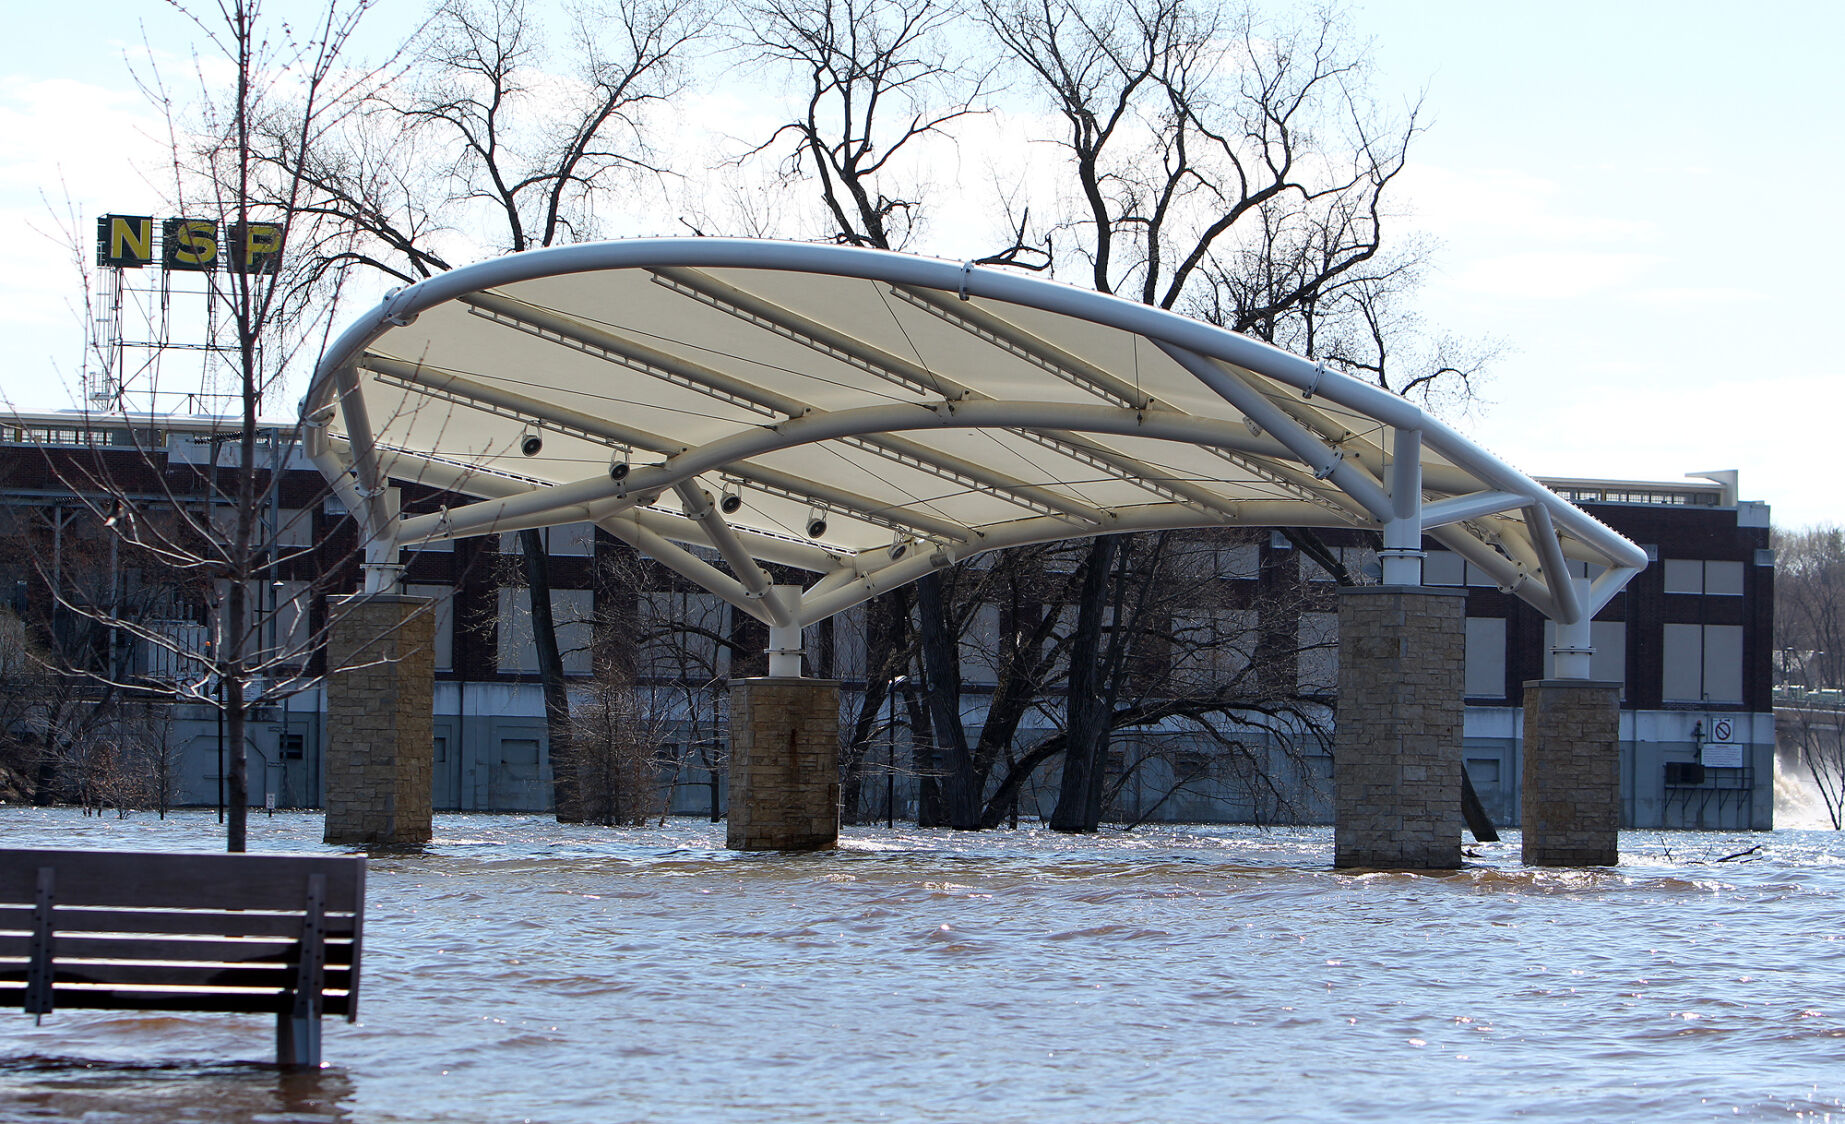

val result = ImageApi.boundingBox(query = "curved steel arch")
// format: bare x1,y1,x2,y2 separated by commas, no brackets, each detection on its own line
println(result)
303,237,1645,668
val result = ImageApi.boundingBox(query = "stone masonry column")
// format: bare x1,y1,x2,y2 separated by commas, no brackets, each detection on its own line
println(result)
1521,680,1622,866
1334,585,1467,869
324,594,435,846
727,677,840,851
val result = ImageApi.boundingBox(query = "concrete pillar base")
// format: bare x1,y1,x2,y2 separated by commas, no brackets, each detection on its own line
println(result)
1521,679,1622,866
727,678,841,851
1333,586,1467,869
324,594,435,847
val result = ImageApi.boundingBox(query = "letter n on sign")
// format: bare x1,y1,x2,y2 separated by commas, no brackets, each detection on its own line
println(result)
96,215,154,268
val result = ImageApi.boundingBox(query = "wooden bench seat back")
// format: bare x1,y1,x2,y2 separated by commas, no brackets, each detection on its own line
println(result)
0,849,365,1023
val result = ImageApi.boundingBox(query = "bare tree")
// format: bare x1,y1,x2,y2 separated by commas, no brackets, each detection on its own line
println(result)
570,649,670,825
968,0,1497,831
732,0,997,251
1780,701,1845,830
1775,526,1845,693
290,0,704,820
1774,526,1845,829
911,544,1081,827
727,0,1055,830
594,543,740,822
29,0,409,850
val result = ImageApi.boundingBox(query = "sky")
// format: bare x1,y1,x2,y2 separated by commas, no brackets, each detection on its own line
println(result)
3,0,1840,527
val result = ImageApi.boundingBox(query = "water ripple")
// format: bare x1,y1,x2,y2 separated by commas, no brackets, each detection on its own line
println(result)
4,808,1845,1122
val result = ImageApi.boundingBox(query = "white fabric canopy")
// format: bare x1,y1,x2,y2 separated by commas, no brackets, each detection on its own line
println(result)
303,239,1646,631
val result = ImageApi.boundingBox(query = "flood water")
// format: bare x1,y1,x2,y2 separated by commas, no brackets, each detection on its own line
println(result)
2,806,1844,1123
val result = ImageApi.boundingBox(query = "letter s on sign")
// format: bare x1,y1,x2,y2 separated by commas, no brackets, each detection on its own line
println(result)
163,218,219,271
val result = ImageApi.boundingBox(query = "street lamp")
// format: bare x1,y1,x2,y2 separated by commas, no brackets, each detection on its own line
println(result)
886,674,908,829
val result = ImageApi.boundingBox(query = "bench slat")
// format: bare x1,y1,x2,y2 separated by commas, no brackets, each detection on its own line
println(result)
1,848,367,1061
0,962,355,991
0,934,356,963
0,982,354,1017
0,850,363,913
0,905,360,939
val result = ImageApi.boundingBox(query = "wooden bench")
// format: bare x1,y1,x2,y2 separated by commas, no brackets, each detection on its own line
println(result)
0,848,365,1067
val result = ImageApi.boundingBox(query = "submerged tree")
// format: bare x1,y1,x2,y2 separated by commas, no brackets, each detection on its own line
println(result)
287,0,704,821
38,0,400,850
968,0,1486,830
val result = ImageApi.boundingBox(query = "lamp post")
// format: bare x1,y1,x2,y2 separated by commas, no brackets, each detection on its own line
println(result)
886,674,908,828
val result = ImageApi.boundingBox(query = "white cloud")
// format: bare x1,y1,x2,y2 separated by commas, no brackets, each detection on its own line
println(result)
1395,163,1654,246
1624,286,1771,309
1448,250,1663,301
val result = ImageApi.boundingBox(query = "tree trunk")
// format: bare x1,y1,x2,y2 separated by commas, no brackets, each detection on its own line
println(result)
917,572,982,828
839,591,904,824
1051,536,1119,833
521,530,578,822
225,674,248,852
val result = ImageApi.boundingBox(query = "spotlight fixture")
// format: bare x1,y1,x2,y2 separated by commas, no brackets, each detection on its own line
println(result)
888,536,909,560
806,507,829,539
609,458,630,481
719,486,742,515
519,432,543,457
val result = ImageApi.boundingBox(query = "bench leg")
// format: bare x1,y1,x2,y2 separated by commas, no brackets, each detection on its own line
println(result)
276,1012,321,1068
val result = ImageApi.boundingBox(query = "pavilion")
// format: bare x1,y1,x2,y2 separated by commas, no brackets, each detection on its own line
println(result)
302,239,1646,866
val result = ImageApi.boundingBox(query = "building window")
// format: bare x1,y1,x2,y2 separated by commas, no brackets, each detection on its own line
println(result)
1297,613,1338,693
499,522,597,558
497,587,594,675
639,591,729,679
1542,620,1627,691
1465,617,1506,698
1663,559,1745,596
1662,623,1742,703
1301,546,1378,583
273,508,314,549
1214,542,1260,581
1704,560,1745,596
1171,610,1256,685
1424,551,1465,587
406,583,456,672
960,603,1000,686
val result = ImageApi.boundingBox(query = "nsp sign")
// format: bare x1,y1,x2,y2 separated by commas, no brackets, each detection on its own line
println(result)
95,214,284,274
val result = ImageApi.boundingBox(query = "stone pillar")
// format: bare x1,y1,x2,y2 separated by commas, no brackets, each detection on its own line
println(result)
1333,586,1467,869
324,594,435,846
1521,680,1622,866
727,678,840,851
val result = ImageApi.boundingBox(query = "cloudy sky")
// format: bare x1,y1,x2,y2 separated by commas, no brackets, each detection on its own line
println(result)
4,0,1839,526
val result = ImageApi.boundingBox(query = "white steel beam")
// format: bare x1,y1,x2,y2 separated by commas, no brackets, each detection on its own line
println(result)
594,512,779,626
1551,576,1595,678
1381,426,1424,585
1422,491,1528,531
793,500,1352,625
1156,342,1395,522
1526,503,1585,625
673,481,795,629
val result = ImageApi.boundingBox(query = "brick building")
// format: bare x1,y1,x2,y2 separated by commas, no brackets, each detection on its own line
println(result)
0,412,1774,829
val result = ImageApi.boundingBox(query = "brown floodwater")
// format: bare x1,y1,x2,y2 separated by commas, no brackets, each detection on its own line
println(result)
1,806,1843,1122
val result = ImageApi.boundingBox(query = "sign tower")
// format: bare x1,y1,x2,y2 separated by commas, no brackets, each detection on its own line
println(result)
86,213,284,415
